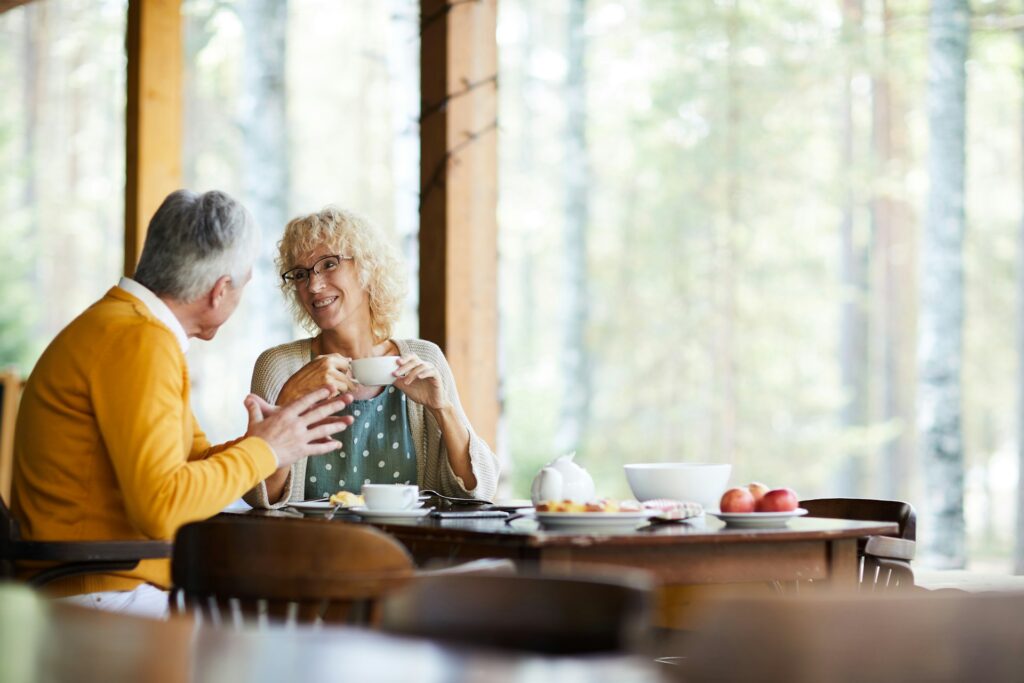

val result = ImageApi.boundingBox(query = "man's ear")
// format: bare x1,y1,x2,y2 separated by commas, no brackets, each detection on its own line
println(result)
209,275,233,309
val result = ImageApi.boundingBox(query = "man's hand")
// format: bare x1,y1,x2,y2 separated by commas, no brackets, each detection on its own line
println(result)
244,388,354,468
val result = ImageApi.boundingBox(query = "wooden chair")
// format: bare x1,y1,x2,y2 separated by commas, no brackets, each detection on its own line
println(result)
0,494,171,587
170,515,414,627
800,497,916,591
380,571,654,654
0,370,25,504
0,369,171,587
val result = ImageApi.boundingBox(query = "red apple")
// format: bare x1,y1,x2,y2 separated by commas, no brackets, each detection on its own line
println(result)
719,487,756,513
756,487,799,512
746,482,770,504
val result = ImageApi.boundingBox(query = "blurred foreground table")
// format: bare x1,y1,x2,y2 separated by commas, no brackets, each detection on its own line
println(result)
0,584,665,683
672,590,1024,682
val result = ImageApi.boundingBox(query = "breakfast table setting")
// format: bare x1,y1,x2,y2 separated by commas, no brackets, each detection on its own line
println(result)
237,455,899,627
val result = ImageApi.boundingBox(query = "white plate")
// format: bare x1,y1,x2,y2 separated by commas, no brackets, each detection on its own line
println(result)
349,506,433,522
708,508,808,528
534,510,656,531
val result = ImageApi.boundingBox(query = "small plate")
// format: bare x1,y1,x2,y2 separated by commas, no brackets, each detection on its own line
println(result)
534,510,656,532
708,508,808,528
350,506,433,522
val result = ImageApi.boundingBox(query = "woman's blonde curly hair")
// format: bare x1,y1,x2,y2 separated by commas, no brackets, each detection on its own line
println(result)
277,207,407,343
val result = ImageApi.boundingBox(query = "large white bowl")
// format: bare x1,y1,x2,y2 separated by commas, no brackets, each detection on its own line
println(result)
624,463,732,509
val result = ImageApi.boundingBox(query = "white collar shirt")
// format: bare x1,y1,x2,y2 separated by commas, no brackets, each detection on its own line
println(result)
117,277,190,354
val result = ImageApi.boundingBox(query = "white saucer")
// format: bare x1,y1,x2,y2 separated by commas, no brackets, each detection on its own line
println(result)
350,506,432,522
708,508,808,528
287,500,335,513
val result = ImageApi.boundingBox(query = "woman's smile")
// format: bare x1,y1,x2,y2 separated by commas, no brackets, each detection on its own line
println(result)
312,295,338,310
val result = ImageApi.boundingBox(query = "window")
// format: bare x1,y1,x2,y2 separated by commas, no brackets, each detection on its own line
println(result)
498,0,1018,570
181,0,420,443
0,0,127,372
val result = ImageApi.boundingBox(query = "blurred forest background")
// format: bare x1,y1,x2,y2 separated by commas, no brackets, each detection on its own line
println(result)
2,0,1024,571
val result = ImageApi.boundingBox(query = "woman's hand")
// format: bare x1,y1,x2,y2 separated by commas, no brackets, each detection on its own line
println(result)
393,354,449,411
277,353,355,405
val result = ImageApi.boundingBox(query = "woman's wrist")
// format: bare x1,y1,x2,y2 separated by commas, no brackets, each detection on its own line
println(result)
427,401,456,425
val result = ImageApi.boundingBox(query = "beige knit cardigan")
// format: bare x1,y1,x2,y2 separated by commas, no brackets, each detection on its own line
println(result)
242,338,500,509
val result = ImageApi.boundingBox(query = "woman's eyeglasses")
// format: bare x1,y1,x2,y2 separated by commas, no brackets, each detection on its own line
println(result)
281,254,353,286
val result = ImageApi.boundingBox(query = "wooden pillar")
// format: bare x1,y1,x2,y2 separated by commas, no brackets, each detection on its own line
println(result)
419,0,499,446
0,1,35,13
124,0,182,276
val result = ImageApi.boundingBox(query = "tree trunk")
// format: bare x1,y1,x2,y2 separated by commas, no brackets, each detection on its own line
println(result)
239,0,291,341
385,0,420,311
919,0,969,568
1015,28,1024,576
555,0,591,455
838,0,869,497
518,0,537,356
714,0,740,467
21,3,40,212
25,2,50,335
873,0,913,502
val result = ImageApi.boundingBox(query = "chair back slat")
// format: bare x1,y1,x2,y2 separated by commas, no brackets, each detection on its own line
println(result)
382,572,653,654
171,516,414,628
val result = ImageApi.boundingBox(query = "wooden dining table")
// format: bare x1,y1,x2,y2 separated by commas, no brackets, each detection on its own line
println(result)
242,507,899,627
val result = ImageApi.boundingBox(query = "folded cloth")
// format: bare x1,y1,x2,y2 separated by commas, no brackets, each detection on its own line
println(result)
642,499,704,521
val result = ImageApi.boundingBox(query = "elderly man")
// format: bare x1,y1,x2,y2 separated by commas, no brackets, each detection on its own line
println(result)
11,189,353,617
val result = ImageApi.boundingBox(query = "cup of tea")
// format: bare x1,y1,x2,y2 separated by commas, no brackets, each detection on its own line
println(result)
362,483,419,510
351,356,400,386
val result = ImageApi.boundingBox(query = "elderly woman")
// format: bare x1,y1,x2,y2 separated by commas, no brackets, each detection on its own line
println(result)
244,207,499,508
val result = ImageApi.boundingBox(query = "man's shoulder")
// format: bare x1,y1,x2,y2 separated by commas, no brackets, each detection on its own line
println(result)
55,291,181,366
87,291,178,343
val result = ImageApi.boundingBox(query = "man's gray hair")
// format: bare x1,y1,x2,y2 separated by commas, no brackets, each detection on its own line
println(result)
133,189,258,302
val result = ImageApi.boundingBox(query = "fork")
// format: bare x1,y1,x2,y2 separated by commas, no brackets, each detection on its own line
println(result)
420,489,493,506
324,503,341,521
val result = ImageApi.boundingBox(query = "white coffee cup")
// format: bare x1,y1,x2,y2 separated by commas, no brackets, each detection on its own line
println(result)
362,483,419,510
351,356,400,386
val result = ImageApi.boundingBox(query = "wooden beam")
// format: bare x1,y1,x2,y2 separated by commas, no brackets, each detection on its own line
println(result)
125,0,182,276
0,0,34,14
419,0,499,448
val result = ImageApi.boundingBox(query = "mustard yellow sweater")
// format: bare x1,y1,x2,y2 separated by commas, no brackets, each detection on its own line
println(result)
11,287,277,596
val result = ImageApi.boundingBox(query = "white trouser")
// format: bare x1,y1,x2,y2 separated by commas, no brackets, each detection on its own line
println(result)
56,583,169,620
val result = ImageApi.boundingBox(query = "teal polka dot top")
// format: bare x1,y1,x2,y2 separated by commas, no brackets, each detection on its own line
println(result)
303,386,418,499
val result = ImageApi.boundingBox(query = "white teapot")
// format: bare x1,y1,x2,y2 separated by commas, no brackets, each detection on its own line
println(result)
530,452,596,505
